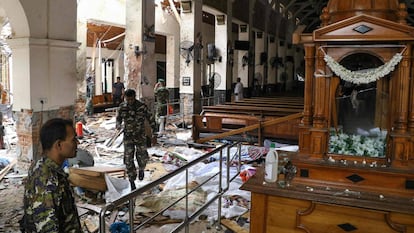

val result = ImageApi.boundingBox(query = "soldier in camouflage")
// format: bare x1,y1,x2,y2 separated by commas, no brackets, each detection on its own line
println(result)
116,89,156,190
20,118,81,233
154,79,169,131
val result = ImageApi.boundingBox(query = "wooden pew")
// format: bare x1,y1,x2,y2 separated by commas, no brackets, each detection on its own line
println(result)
92,93,117,112
238,96,304,102
193,112,303,144
236,98,304,105
193,96,304,143
202,105,302,116
223,102,304,109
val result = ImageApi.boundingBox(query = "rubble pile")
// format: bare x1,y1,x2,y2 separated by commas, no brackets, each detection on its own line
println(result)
0,111,299,232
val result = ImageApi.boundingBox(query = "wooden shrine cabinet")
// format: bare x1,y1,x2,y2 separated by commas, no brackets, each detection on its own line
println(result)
241,1,414,232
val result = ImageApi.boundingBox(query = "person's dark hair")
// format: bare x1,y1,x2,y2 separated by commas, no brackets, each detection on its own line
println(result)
117,76,121,81
124,89,136,97
40,118,73,151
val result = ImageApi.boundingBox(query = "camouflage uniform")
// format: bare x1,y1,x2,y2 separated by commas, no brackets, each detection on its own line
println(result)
116,99,156,181
20,157,81,233
154,86,169,122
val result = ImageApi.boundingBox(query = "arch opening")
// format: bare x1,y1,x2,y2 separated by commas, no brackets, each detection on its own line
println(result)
329,53,388,158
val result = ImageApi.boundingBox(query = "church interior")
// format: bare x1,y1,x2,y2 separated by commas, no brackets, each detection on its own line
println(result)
0,0,414,232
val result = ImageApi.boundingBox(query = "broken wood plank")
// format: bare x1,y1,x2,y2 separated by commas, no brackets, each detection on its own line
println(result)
108,210,119,226
77,203,102,214
221,219,249,233
69,172,107,191
0,159,17,182
105,128,123,147
69,166,125,191
82,216,99,233
139,213,181,225
77,206,90,217
4,173,28,179
70,166,125,177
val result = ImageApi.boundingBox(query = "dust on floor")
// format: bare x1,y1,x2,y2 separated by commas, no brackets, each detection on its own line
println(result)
0,113,251,232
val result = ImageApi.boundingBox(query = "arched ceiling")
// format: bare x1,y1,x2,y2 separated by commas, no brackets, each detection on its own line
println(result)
204,0,414,35
275,0,414,33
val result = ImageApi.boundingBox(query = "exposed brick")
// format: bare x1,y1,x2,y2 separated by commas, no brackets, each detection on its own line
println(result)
15,105,74,161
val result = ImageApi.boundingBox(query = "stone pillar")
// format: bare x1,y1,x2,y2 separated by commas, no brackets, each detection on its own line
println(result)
125,0,144,97
8,38,79,162
247,0,256,92
214,13,229,104
267,36,277,87
225,1,233,102
255,32,264,89
141,0,156,104
237,24,249,91
166,35,180,99
277,41,287,90
180,0,202,123
76,16,88,117
262,2,270,92
5,0,78,161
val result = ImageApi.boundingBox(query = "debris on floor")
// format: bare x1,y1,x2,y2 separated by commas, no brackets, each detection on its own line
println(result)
0,111,299,232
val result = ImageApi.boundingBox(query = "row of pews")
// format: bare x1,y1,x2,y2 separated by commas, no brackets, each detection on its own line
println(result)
192,96,304,143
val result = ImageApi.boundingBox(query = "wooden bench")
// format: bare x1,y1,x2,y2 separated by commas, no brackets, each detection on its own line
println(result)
237,96,304,103
92,94,118,112
193,96,304,143
202,105,302,116
193,112,303,144
222,102,304,109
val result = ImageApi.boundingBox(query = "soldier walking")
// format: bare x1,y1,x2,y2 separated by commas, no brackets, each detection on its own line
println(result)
116,89,156,190
154,79,169,133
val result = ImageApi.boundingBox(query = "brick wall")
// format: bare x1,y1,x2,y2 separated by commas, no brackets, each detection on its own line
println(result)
15,105,74,162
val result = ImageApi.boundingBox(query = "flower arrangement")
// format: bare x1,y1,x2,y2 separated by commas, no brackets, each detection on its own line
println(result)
324,52,403,84
328,132,386,157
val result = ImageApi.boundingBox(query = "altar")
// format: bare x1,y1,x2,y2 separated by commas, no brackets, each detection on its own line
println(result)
241,164,414,233
241,0,414,232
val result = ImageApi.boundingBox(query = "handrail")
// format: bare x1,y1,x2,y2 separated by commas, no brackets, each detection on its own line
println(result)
99,142,242,232
196,112,303,143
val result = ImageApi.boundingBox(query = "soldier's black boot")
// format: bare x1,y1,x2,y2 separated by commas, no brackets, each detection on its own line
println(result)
130,180,136,190
138,169,144,181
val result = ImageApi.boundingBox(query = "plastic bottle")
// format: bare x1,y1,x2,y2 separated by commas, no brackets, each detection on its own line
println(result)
264,143,279,183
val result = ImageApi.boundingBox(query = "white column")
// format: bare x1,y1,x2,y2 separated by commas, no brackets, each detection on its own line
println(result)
255,31,264,88
141,0,156,99
237,24,249,88
180,0,202,119
268,36,277,84
166,35,179,89
215,22,227,91
225,1,233,102
125,0,144,97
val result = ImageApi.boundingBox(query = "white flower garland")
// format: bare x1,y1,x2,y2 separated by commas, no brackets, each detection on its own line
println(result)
324,52,403,84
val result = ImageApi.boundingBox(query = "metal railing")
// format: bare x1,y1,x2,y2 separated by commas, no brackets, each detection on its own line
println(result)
99,142,242,233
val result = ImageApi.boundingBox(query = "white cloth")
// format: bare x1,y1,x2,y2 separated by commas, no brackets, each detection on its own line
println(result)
234,82,244,101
